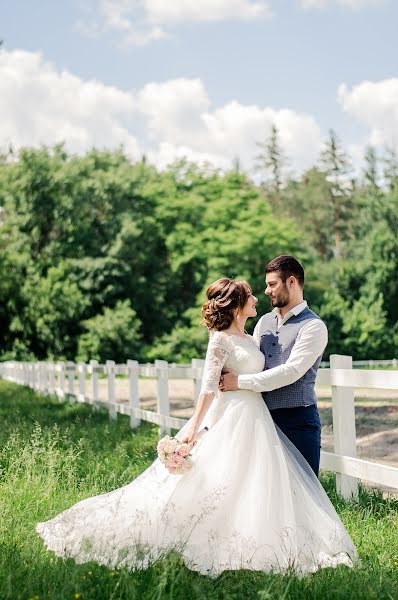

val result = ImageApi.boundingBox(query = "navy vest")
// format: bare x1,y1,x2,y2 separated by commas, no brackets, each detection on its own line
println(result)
259,307,323,411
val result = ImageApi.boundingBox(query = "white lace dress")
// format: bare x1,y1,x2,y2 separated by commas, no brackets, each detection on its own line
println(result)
36,331,358,575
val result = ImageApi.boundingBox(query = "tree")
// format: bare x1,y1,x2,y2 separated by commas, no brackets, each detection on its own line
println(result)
320,130,353,260
383,146,398,191
77,300,142,363
283,168,334,260
255,124,286,213
15,262,88,360
363,146,379,190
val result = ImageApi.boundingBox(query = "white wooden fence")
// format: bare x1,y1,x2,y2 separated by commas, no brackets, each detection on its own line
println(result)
320,358,398,368
1,354,398,500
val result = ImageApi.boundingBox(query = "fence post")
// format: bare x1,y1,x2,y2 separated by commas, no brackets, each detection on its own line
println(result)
58,361,65,401
21,363,26,386
49,363,55,397
33,363,39,391
90,359,99,409
127,359,140,428
67,361,75,401
330,354,358,500
78,362,86,402
106,360,117,421
44,362,50,395
27,363,32,388
155,359,170,437
38,362,43,393
191,358,205,406
37,362,41,391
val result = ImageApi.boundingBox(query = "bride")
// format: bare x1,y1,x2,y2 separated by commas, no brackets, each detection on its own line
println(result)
36,278,358,576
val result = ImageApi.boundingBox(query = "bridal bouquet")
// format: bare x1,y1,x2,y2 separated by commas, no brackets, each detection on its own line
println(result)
157,427,208,474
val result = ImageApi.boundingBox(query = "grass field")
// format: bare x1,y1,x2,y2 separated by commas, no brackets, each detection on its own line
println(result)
0,380,397,600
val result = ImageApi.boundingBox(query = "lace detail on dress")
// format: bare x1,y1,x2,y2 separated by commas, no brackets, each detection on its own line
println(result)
199,331,234,395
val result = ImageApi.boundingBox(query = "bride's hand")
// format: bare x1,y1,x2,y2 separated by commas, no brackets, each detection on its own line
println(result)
219,368,238,392
219,368,231,390
182,428,197,446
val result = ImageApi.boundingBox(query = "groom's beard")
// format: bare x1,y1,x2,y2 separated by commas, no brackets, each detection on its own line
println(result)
270,285,290,308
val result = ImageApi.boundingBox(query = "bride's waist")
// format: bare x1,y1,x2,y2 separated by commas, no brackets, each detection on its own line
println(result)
217,389,263,402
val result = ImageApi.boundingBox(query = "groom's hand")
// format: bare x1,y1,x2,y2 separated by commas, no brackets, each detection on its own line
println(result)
219,368,238,392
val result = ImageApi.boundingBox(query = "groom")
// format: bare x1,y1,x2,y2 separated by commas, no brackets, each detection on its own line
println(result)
220,255,327,476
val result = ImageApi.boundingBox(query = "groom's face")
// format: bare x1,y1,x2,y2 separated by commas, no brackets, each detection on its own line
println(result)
265,272,290,308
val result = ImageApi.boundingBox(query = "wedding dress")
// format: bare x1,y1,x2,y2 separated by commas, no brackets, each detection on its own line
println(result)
36,331,358,575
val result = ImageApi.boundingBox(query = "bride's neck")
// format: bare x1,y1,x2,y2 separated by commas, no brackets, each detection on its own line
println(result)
227,319,247,336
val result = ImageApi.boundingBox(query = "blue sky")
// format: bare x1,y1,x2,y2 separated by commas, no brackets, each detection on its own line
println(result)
1,0,397,175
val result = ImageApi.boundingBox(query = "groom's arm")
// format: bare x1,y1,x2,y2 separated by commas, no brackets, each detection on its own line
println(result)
237,320,328,393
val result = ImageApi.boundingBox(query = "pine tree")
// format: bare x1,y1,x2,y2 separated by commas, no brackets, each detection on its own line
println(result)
363,145,379,190
320,130,353,260
255,124,286,213
383,146,398,191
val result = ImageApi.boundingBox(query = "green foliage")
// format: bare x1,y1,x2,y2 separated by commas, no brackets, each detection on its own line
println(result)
0,143,397,362
255,123,286,213
0,382,397,600
77,300,142,363
17,262,88,360
284,168,335,260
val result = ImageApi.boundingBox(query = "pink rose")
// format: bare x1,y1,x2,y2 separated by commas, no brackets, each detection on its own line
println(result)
164,439,178,454
172,455,185,467
177,443,191,457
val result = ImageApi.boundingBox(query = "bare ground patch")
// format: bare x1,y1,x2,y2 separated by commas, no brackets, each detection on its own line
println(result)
90,379,398,479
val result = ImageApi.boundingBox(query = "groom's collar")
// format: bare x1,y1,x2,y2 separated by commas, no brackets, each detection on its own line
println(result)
272,300,308,323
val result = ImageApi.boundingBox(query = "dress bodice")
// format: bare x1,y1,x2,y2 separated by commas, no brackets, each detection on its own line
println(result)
199,331,265,396
223,333,265,374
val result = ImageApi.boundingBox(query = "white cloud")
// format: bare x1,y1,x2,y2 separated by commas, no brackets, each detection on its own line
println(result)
338,79,398,150
77,0,273,46
145,0,271,23
147,142,232,171
299,0,328,7
137,78,211,143
299,0,385,10
134,79,322,172
0,49,323,175
0,49,140,156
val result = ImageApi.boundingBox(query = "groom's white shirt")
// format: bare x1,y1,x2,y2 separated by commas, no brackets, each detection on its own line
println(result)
238,301,328,393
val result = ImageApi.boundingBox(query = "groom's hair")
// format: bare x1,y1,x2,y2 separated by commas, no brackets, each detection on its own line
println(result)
265,255,304,288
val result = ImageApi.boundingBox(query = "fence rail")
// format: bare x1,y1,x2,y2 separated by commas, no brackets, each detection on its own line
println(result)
1,354,397,500
320,358,398,368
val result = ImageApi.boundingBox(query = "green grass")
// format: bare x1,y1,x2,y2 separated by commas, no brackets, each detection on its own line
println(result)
0,381,397,600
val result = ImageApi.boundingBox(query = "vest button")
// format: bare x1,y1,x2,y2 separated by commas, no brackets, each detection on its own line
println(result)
276,331,279,335
268,354,272,358
272,342,276,346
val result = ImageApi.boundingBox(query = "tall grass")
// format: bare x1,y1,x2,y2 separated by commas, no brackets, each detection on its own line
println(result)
0,380,397,600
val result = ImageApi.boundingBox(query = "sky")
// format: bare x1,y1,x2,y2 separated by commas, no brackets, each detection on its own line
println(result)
1,0,398,176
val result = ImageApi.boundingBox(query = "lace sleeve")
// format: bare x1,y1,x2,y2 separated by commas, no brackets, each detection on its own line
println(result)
199,331,233,395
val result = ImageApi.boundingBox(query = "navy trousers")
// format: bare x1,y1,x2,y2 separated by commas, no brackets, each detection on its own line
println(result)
269,405,321,477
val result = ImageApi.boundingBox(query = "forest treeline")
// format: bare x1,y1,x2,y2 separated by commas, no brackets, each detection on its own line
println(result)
0,129,397,363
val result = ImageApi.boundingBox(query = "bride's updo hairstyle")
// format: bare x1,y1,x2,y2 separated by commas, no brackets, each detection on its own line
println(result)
202,278,251,331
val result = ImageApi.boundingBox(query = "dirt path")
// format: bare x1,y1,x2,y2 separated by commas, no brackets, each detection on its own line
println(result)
90,379,398,473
